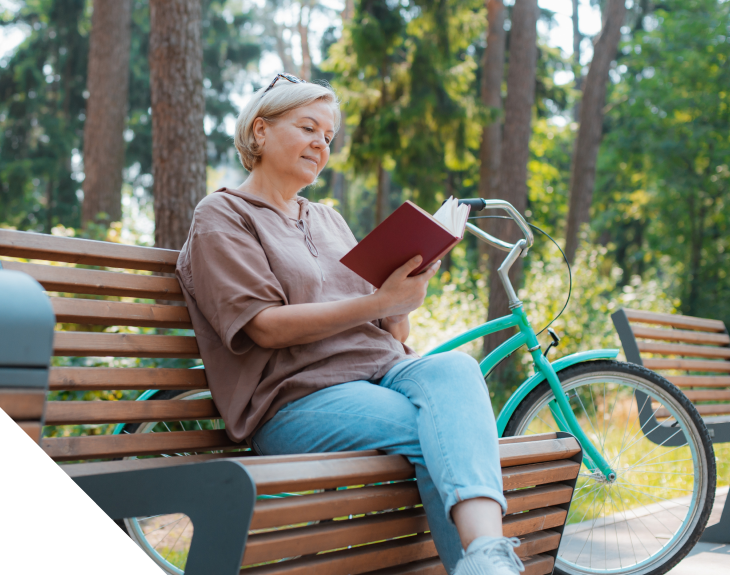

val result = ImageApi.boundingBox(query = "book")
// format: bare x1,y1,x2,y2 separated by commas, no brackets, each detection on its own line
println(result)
340,197,470,288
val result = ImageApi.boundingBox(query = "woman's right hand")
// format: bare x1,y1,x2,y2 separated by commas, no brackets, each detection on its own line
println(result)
375,256,441,318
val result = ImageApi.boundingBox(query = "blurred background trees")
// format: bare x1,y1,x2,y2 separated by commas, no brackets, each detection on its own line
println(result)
1,0,728,399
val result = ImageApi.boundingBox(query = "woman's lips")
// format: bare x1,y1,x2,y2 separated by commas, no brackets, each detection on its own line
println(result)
301,156,317,165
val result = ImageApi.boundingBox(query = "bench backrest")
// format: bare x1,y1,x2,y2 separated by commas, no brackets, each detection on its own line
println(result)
612,308,730,441
0,228,239,461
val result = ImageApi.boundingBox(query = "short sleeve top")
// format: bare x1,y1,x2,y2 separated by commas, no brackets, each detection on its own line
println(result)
176,187,417,441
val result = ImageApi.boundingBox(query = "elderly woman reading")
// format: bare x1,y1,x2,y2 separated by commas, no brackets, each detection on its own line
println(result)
176,75,524,575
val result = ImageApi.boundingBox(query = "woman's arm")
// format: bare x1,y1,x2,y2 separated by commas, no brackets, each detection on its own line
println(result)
244,256,439,349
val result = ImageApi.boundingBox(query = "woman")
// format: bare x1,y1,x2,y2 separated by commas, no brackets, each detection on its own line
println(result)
176,75,523,575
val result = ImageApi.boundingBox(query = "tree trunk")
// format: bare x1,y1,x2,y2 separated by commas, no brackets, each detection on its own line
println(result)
572,0,582,120
149,0,207,250
483,0,539,366
82,0,132,227
564,0,626,263
297,1,312,81
478,0,506,271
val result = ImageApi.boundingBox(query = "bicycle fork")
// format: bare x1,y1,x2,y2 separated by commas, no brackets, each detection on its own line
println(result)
513,306,617,482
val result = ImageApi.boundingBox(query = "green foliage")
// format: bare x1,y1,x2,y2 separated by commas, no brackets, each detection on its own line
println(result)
0,0,89,231
595,0,730,325
324,0,486,218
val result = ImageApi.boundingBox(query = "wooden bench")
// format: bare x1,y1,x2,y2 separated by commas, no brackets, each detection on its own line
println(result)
0,228,583,575
612,308,730,544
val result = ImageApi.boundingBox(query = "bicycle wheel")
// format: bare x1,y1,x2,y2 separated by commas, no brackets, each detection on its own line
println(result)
503,360,715,575
116,389,240,574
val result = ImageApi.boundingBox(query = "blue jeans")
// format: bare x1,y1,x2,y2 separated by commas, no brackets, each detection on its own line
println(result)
251,351,506,573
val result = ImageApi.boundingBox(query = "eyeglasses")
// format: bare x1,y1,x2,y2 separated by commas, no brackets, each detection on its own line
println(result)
263,73,306,95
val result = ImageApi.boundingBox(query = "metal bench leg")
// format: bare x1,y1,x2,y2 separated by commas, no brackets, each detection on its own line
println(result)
72,460,255,575
700,494,730,544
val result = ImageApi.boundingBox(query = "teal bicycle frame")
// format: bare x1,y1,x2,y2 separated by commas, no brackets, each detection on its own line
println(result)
426,303,619,481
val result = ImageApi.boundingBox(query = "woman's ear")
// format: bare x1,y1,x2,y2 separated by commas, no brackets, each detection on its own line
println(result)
252,117,267,149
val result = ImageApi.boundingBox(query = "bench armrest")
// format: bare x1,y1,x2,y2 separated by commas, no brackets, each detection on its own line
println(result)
72,459,256,575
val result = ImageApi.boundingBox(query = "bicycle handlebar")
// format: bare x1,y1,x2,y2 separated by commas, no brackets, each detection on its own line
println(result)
458,198,534,256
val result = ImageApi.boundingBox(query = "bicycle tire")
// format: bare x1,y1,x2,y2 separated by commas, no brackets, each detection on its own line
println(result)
503,359,715,575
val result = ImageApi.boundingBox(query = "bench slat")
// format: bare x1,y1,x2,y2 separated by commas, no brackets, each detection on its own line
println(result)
49,367,208,391
243,508,430,566
62,450,374,478
682,390,730,402
51,297,193,329
0,260,185,301
251,483,420,530
245,439,580,495
0,389,46,420
362,557,445,575
250,482,573,531
44,399,219,425
520,555,555,575
42,429,240,460
53,331,200,358
632,325,730,346
372,556,557,575
245,502,565,567
0,229,178,273
637,341,730,360
624,309,726,332
502,459,580,490
667,375,730,387
503,506,566,537
499,437,581,467
241,533,437,575
642,358,730,373
657,404,730,418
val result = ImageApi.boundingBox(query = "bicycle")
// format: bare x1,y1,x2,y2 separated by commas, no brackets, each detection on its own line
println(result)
115,198,716,575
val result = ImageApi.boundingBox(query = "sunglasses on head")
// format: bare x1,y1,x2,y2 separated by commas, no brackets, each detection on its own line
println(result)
263,73,306,95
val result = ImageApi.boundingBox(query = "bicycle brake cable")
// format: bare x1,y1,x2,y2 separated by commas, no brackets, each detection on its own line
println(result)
467,215,572,336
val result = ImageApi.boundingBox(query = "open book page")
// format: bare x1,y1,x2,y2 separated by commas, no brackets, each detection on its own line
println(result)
432,196,470,236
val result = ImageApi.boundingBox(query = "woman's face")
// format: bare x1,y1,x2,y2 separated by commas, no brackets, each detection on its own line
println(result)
254,101,335,188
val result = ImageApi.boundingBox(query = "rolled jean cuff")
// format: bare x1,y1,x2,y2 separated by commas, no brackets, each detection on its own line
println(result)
444,486,509,522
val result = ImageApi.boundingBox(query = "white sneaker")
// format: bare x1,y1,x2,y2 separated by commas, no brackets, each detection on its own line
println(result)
453,536,525,575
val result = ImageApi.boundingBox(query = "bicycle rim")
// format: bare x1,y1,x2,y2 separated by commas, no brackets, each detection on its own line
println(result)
510,368,710,575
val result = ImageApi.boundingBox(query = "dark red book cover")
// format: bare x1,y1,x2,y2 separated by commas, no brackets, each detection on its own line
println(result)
340,201,463,288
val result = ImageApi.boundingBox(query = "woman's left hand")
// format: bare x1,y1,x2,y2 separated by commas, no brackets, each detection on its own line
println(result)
382,314,410,344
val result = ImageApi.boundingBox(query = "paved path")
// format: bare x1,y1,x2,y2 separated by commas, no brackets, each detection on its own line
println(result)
668,486,729,574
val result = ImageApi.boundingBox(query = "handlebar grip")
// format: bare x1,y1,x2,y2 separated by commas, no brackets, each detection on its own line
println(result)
456,198,487,212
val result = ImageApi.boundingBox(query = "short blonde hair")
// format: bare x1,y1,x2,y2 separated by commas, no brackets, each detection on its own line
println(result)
234,80,341,172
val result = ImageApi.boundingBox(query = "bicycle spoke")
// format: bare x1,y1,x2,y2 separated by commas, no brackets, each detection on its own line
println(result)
616,388,640,463
563,485,603,549
618,393,689,459
609,486,640,565
576,488,608,564
535,414,559,433
162,517,192,563
621,441,686,474
618,486,672,546
618,482,689,523
573,389,603,445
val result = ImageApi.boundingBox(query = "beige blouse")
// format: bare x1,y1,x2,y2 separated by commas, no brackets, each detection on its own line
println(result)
176,188,417,441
